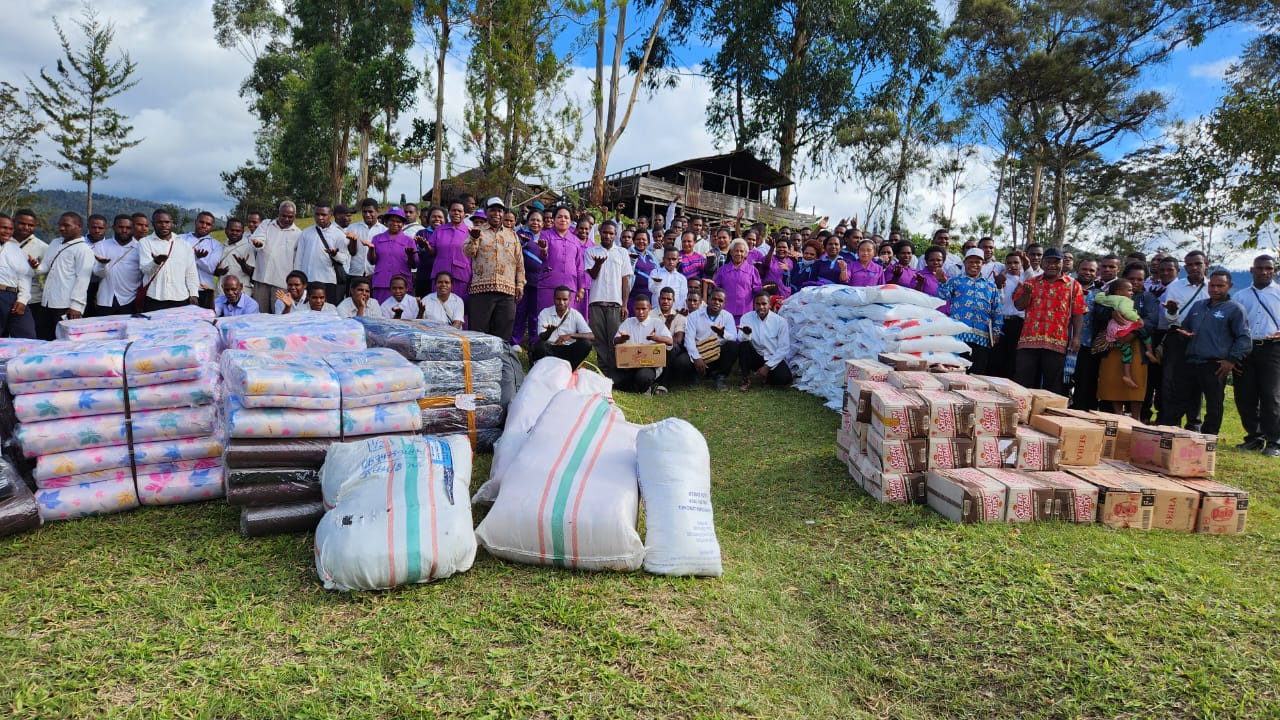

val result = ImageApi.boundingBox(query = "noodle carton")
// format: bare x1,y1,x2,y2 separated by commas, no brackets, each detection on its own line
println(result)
973,435,1017,468
926,468,1007,523
975,375,1034,423
1128,425,1216,478
957,390,1019,437
1176,479,1248,535
980,468,1057,522
927,437,975,470
1013,426,1060,471
869,386,928,439
915,389,975,438
867,424,929,474
1025,471,1100,523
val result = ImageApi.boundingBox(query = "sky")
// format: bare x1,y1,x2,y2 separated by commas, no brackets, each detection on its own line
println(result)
0,0,1260,251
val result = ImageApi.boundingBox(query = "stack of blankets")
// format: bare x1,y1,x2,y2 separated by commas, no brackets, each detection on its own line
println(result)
56,305,216,342
356,317,506,451
0,339,43,482
220,348,425,536
217,313,367,354
8,328,225,522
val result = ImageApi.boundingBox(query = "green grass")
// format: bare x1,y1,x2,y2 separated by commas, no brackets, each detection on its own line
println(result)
2,385,1278,719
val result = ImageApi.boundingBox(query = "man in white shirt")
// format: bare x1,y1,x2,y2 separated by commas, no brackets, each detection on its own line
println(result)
215,274,260,317
650,246,688,310
1232,254,1280,456
344,198,384,284
92,214,142,315
531,285,593,368
12,209,46,320
36,212,97,339
585,220,633,372
215,217,255,298
139,209,200,312
183,211,224,309
978,236,1005,281
684,287,740,391
0,213,36,338
656,286,690,387
336,277,382,318
612,293,672,394
1155,250,1208,430
295,202,351,303
250,201,302,312
737,290,793,390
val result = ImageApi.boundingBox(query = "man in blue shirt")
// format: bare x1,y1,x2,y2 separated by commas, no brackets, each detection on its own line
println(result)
1176,270,1252,437
938,248,1002,375
214,274,259,317
1232,255,1280,456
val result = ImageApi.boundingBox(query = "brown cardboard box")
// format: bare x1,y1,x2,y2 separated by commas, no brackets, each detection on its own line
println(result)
1030,414,1104,466
1098,458,1158,476
854,452,911,504
1014,426,1060,471
835,422,853,464
927,437,975,470
870,386,928,439
1025,471,1099,523
845,358,893,384
845,380,893,424
1177,479,1248,535
867,424,929,474
1139,475,1201,533
937,373,992,391
975,375,1034,423
1128,425,1217,478
1046,408,1141,461
926,469,1008,523
973,435,1017,468
878,352,928,371
916,389,976,437
615,342,667,368
981,468,1057,522
1065,466,1156,530
1027,388,1069,419
888,371,947,391
957,390,1019,437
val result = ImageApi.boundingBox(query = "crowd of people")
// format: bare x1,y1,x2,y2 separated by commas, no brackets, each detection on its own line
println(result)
0,197,1275,455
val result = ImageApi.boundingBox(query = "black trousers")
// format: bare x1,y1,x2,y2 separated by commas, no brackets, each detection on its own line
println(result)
1157,331,1202,429
615,367,659,393
143,298,190,313
197,289,215,309
1016,347,1067,395
1071,344,1100,411
35,304,66,341
1142,328,1166,423
990,316,1023,378
740,342,794,385
467,292,516,342
532,338,592,369
1188,362,1228,436
0,289,36,338
963,342,992,377
666,346,693,385
696,339,739,379
1235,341,1280,444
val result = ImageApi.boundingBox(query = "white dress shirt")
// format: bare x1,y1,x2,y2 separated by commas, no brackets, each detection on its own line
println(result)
295,223,351,285
345,221,385,277
289,302,340,317
219,239,255,293
138,234,201,302
586,245,633,305
92,238,142,307
980,260,1006,281
422,293,464,325
337,296,382,319
1161,277,1207,329
0,240,34,304
650,266,688,309
1233,283,1280,339
38,237,96,311
380,294,421,319
999,272,1025,318
684,306,738,360
250,219,302,288
615,314,671,344
738,310,791,368
535,305,590,343
19,235,47,304
183,233,224,291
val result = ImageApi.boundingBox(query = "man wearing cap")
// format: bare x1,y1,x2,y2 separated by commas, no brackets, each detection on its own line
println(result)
465,197,524,341
249,201,302,312
295,201,351,304
1013,246,1085,394
938,248,1003,375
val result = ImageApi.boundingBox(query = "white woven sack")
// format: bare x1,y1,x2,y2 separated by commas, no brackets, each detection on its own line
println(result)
636,418,723,577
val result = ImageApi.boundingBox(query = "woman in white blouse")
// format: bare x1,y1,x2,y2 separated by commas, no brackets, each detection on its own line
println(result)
421,271,464,328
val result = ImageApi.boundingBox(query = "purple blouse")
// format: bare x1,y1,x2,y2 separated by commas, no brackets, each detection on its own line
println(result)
428,222,473,285
713,260,763,317
847,259,885,287
536,228,585,292
371,231,416,289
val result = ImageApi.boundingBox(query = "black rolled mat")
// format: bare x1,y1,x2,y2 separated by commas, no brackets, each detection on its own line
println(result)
225,467,320,488
0,476,40,538
239,501,325,537
224,439,335,470
226,480,321,507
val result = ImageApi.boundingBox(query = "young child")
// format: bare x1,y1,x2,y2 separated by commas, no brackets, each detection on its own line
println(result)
381,274,423,319
1093,278,1146,388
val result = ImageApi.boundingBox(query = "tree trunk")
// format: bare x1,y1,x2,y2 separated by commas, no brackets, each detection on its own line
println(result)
775,118,796,210
1050,163,1068,248
432,7,450,207
85,175,94,218
991,149,1009,233
1026,161,1043,248
358,114,371,203
889,127,912,230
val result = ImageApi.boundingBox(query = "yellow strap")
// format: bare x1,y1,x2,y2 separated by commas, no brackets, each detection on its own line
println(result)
438,327,477,450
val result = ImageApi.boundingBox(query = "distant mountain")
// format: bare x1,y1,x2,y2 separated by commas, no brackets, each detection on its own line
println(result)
25,189,211,234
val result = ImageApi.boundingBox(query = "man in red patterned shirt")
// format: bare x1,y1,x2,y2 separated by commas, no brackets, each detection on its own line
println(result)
1013,247,1085,394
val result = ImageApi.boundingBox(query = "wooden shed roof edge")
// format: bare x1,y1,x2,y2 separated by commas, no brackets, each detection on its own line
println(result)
648,150,793,190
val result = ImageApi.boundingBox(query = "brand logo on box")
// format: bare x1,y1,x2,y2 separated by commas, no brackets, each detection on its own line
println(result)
982,492,1003,520
1011,492,1032,520
1210,504,1235,522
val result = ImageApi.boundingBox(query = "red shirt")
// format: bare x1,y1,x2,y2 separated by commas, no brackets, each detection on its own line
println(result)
1015,274,1085,353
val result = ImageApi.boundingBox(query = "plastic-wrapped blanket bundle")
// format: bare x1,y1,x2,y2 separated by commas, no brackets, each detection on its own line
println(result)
315,435,475,591
780,284,972,409
217,313,367,354
224,438,330,537
55,305,217,342
326,348,425,438
0,457,40,538
222,351,341,438
0,339,42,481
355,317,507,450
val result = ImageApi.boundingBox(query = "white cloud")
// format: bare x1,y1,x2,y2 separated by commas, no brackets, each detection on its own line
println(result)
1188,57,1238,80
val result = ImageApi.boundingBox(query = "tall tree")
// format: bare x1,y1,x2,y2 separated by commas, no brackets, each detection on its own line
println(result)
0,82,44,214
702,0,940,210
28,4,140,217
950,0,1254,247
418,0,465,206
1211,27,1280,243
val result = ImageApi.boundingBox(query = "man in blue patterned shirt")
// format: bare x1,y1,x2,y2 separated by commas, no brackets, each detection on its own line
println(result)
938,248,1003,375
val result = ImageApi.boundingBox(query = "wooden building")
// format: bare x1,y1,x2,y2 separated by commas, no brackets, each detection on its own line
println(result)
568,150,819,228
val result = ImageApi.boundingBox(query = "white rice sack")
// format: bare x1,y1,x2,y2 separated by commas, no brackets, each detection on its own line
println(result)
475,390,643,572
848,304,937,322
863,284,946,309
889,335,972,354
315,435,475,591
636,419,722,577
909,351,973,368
883,316,970,338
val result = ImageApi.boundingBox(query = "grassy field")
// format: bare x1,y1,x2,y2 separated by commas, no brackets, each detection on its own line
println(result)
1,384,1278,719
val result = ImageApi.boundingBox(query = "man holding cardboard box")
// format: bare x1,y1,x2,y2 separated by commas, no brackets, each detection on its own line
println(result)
613,294,672,394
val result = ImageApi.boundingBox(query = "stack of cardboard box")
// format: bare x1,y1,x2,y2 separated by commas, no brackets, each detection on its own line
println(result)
834,361,1247,534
